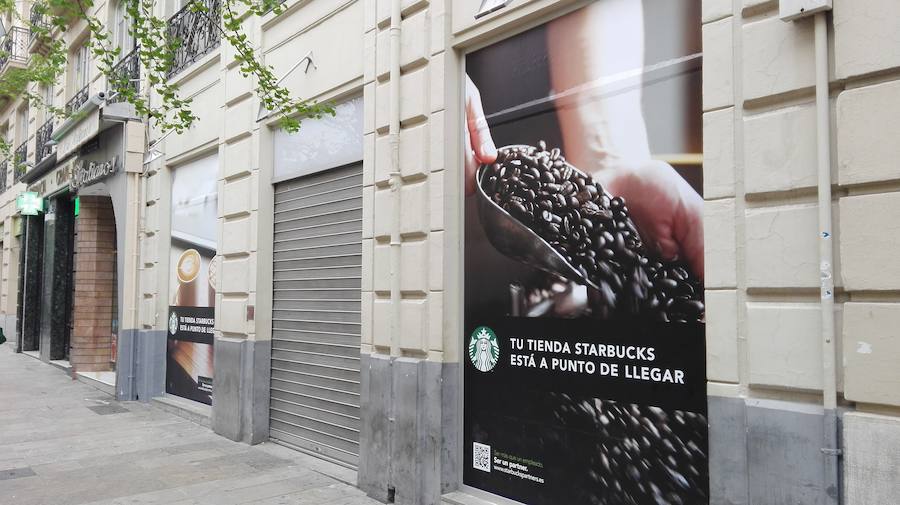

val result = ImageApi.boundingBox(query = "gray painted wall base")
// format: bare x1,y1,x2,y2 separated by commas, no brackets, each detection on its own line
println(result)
708,396,842,505
358,354,459,505
0,314,17,350
116,328,137,400
211,337,271,445
708,396,750,505
843,412,900,505
116,329,166,402
441,363,460,496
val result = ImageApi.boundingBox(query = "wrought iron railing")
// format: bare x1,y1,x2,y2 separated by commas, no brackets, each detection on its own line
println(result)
35,119,54,163
0,159,8,194
65,84,90,115
0,27,29,71
29,4,49,43
13,141,27,182
166,0,221,78
109,46,140,103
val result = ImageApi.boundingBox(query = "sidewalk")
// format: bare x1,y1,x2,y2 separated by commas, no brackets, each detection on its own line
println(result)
0,344,380,505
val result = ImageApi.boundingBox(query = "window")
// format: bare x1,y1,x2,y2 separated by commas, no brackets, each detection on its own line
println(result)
72,42,90,92
168,0,191,17
16,105,28,146
41,84,53,116
112,0,135,57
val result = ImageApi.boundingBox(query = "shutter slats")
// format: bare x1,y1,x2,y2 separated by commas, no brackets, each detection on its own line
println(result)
271,368,360,394
274,255,362,270
270,163,362,468
275,184,363,212
274,208,362,232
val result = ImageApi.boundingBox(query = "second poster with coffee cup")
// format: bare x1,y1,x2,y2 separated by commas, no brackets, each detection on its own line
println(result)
167,155,219,405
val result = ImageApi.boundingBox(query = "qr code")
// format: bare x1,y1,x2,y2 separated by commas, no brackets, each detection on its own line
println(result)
473,442,491,472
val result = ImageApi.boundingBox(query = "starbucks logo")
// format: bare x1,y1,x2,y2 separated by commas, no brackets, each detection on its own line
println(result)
469,326,500,372
168,311,179,336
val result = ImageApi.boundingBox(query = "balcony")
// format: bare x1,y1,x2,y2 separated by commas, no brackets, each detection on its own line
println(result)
13,141,27,183
0,27,29,76
0,159,7,194
28,4,51,53
35,119,54,164
108,46,140,103
166,0,221,78
65,85,89,115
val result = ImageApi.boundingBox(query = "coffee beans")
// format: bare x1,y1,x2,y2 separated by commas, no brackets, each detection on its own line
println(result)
485,389,709,504
547,395,708,505
481,143,704,322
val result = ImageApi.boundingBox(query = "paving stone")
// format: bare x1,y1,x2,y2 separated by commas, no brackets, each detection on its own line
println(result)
0,467,36,481
87,404,130,415
0,346,380,505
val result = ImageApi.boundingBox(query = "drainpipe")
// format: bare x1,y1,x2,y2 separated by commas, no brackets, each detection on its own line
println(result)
814,11,840,505
386,0,402,500
388,0,401,359
129,167,144,400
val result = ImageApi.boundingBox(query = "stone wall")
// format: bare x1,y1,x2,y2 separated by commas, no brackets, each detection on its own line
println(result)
702,0,900,503
358,1,454,502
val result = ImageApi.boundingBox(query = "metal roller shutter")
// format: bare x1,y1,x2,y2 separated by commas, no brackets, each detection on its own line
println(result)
269,163,362,467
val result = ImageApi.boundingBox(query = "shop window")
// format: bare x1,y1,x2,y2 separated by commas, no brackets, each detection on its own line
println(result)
166,154,218,405
272,96,363,181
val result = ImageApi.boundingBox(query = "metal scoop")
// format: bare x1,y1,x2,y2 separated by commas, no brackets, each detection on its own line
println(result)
475,146,600,291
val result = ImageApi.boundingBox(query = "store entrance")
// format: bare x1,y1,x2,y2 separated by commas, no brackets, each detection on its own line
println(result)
70,195,118,387
267,163,363,468
38,194,77,364
19,213,45,357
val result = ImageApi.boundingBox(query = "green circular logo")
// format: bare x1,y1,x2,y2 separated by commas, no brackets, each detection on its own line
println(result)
469,326,500,372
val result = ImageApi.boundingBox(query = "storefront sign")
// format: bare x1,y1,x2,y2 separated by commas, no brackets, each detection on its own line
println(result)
27,180,46,197
71,156,119,190
16,192,44,215
463,4,707,504
55,107,101,160
27,159,75,198
55,162,72,186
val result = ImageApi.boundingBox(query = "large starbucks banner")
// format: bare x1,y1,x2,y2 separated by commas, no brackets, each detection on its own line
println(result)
167,155,219,405
463,1,707,503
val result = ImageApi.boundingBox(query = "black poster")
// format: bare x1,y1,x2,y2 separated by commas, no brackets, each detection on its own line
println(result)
166,306,215,404
463,2,706,503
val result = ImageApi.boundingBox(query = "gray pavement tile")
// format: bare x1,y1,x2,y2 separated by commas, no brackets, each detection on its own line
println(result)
0,343,382,505
238,483,363,505
0,467,36,481
87,404,131,415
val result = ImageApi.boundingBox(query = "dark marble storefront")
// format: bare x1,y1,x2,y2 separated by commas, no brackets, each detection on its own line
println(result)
19,214,44,353
17,193,77,363
38,196,76,362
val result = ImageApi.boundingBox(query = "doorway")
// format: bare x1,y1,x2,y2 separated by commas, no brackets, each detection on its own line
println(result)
70,195,118,388
19,213,44,357
268,162,363,467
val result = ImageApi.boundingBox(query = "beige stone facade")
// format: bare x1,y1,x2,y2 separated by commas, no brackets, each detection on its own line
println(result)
703,1,900,503
0,0,898,503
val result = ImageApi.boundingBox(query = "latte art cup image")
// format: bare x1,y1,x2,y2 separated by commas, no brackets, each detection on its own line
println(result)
176,248,201,307
207,255,218,307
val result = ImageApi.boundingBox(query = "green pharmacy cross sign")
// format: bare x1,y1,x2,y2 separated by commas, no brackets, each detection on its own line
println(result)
16,192,44,216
